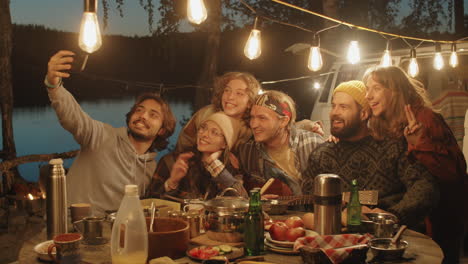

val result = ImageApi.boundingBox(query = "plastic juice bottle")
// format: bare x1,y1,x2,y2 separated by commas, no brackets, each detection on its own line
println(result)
347,179,362,233
244,188,265,256
111,185,148,264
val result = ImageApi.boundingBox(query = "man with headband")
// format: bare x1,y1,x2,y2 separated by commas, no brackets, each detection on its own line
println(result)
302,80,438,230
238,90,324,195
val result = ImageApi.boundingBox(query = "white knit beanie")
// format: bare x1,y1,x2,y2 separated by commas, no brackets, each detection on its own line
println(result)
202,112,241,150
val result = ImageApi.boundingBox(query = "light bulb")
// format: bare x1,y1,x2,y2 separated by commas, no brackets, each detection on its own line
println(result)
313,81,321,89
380,50,392,67
450,43,458,68
244,29,261,60
187,0,207,25
347,41,360,64
433,43,444,70
433,53,444,70
258,89,265,95
308,46,323,71
408,58,419,77
78,12,102,53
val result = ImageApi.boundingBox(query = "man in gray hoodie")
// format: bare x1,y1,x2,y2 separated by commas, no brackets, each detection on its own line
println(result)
45,50,176,215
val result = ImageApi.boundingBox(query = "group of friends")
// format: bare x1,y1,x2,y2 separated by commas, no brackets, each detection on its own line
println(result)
46,50,467,263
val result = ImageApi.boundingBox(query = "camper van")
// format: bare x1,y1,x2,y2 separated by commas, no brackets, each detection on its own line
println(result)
309,43,468,149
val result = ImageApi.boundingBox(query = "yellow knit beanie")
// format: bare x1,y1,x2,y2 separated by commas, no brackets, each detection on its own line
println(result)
333,80,369,108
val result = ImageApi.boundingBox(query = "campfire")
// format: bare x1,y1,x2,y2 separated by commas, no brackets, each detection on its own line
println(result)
7,183,45,215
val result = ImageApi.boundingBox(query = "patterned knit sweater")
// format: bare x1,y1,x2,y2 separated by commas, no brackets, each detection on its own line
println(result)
302,136,439,228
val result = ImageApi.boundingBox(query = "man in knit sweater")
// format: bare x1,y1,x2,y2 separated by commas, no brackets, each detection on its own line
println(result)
302,80,438,229
45,50,176,215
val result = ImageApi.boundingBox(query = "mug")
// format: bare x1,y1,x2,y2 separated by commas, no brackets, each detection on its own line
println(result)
48,233,82,264
70,203,91,223
73,216,106,245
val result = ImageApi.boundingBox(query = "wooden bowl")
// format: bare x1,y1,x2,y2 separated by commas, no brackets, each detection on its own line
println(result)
146,217,189,260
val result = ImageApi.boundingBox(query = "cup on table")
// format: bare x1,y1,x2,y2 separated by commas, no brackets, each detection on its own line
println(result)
70,203,91,223
47,233,82,264
73,216,106,245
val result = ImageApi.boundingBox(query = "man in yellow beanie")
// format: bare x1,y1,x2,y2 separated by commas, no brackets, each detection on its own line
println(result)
302,80,438,231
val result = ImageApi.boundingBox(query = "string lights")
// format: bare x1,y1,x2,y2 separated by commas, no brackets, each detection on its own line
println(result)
184,0,468,78
79,0,102,54
187,0,207,24
408,48,419,78
433,43,444,70
308,34,323,71
244,17,262,60
449,43,458,68
380,40,393,67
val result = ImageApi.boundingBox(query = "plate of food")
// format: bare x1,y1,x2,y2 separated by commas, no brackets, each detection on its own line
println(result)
34,240,55,261
187,245,244,261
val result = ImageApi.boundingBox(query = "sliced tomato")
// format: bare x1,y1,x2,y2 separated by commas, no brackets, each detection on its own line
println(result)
188,248,200,258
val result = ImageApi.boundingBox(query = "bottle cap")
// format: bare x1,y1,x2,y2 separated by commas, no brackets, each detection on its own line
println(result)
49,158,63,165
125,185,138,195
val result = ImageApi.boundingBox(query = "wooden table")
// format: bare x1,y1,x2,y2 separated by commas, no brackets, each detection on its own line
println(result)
19,216,443,263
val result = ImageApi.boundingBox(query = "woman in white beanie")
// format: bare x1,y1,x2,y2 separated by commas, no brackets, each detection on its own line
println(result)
147,112,248,199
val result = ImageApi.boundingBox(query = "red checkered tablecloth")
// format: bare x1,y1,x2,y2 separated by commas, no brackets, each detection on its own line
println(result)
294,233,373,263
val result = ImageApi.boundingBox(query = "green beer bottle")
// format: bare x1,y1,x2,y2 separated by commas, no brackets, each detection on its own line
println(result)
244,188,264,256
347,179,361,233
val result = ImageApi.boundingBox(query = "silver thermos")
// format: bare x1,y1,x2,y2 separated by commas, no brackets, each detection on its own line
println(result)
314,174,343,235
46,158,68,239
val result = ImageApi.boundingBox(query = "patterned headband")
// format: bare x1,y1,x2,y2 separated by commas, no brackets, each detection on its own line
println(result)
255,94,292,118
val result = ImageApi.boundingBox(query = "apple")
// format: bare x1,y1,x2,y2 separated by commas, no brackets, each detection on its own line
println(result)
285,216,304,228
285,227,306,242
302,213,315,230
268,222,289,241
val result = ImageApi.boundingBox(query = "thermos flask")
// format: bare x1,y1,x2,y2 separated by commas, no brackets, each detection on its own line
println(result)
314,174,343,235
46,158,68,239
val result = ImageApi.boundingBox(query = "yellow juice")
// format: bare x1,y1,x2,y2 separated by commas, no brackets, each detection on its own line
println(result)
112,251,147,264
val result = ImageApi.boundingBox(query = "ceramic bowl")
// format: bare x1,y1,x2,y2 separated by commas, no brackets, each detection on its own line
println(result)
34,240,55,261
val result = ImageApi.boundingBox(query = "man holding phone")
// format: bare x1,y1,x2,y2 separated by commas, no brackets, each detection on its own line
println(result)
45,50,176,216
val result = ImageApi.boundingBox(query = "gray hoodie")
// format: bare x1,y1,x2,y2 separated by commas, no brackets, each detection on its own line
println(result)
48,85,156,216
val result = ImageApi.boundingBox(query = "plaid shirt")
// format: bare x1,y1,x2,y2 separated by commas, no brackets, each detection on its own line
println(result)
238,126,324,195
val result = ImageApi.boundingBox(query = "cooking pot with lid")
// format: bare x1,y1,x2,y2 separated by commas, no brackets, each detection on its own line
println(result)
204,188,249,243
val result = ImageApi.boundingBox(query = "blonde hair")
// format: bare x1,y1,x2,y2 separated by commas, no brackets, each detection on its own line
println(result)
362,66,432,140
211,72,261,121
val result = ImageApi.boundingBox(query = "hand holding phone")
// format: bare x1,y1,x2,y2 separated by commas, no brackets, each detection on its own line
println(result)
69,53,88,72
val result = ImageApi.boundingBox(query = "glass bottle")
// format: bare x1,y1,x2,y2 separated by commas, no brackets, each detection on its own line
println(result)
111,185,148,264
244,188,264,256
347,179,362,233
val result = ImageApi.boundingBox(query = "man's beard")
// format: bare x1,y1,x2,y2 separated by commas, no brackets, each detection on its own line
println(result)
330,113,361,140
128,127,154,142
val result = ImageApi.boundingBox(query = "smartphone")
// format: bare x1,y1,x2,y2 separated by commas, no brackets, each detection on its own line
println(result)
67,52,88,73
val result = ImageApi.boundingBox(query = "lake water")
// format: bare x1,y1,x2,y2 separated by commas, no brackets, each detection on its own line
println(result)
0,96,193,182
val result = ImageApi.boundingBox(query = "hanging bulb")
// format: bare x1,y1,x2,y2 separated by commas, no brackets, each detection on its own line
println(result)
449,43,458,68
258,89,265,95
408,48,419,78
433,43,444,70
244,17,261,60
308,34,323,71
347,40,360,64
313,81,321,90
380,41,392,67
187,0,207,25
78,0,102,54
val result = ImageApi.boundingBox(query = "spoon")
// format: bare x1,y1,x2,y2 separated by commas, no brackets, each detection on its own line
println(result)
391,225,407,245
149,202,156,232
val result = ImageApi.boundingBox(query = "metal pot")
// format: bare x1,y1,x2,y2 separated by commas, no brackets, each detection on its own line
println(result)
204,188,249,243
